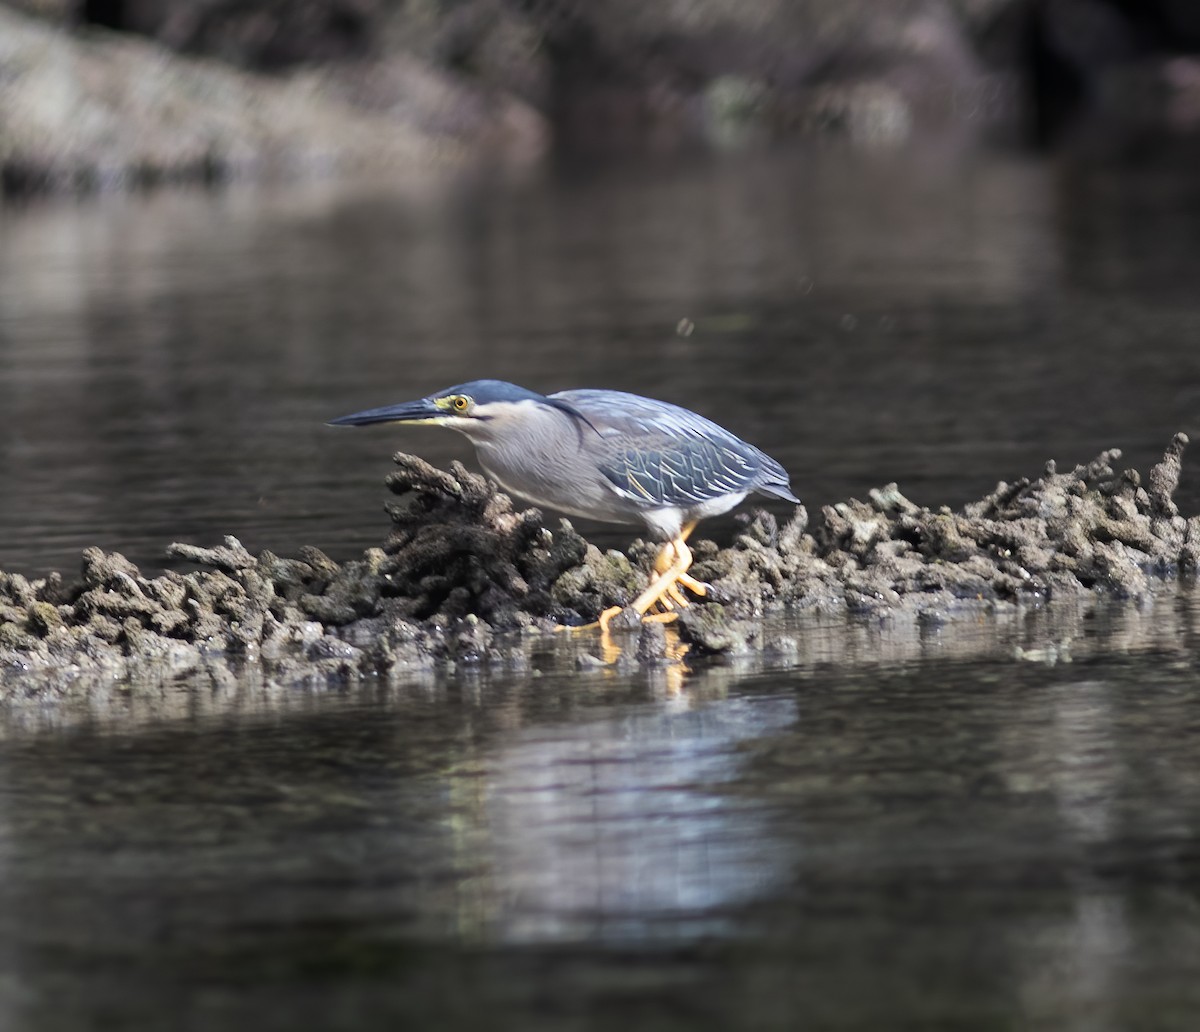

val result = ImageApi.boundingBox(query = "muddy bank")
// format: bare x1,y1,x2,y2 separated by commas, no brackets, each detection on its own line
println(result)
0,6,543,193
0,433,1196,697
8,0,1200,192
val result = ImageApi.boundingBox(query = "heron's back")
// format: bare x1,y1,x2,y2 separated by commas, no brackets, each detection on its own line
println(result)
553,389,800,510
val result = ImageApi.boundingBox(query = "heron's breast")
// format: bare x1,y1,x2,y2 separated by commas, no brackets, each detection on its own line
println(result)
474,435,627,520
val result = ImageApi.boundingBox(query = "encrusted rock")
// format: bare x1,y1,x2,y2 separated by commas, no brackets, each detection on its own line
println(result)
1148,432,1189,518
1,434,1197,685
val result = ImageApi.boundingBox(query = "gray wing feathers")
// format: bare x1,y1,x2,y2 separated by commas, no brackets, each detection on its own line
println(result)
553,389,799,508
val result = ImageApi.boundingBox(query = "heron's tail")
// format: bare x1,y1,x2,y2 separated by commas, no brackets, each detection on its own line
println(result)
755,455,801,504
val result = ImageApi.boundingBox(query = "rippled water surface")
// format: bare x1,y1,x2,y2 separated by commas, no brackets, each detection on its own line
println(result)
3,140,1200,1029
2,143,1199,574
3,595,1200,1030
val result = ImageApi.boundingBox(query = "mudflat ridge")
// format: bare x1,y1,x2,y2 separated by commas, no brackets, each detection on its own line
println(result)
1,434,1195,696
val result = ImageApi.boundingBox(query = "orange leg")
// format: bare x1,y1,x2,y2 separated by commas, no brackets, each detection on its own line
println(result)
653,542,689,613
655,522,708,606
665,582,690,608
597,522,709,631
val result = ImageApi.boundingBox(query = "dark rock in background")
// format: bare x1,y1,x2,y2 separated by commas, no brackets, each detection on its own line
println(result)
4,0,1200,191
0,1,545,193
981,0,1200,141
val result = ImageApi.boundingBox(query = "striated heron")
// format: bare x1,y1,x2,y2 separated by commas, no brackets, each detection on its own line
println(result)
329,380,800,628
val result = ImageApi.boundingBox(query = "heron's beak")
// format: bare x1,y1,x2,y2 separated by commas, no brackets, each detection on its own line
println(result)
327,398,445,427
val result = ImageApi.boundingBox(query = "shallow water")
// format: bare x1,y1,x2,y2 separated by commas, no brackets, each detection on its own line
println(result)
1,143,1199,576
2,592,1200,1030
4,139,1200,1029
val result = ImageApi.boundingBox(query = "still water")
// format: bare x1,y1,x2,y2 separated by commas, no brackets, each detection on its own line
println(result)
1,143,1199,574
3,141,1200,1028
2,596,1200,1030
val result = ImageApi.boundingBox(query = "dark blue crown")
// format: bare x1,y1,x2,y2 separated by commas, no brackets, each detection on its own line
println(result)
437,380,546,404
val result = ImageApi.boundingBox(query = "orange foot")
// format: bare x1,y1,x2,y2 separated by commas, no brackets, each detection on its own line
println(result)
597,526,710,632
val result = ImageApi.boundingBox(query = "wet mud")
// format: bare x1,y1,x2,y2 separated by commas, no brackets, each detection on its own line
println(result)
1,435,1197,696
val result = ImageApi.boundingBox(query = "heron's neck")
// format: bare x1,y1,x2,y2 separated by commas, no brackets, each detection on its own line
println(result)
460,404,572,466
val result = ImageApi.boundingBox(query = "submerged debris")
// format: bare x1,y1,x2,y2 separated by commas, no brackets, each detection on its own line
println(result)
1,435,1197,688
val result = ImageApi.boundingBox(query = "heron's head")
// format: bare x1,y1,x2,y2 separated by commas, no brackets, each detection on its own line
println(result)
328,380,559,439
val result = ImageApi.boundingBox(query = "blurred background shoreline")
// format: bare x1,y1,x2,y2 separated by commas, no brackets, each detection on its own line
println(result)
2,0,1200,194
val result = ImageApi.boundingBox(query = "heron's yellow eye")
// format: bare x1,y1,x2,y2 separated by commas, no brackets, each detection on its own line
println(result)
451,395,470,412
